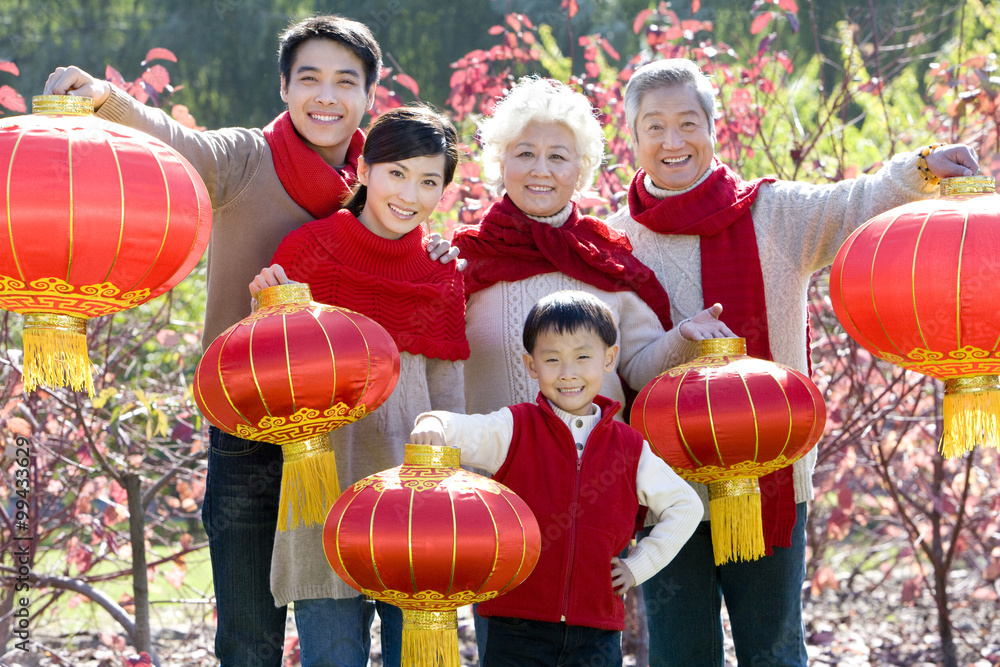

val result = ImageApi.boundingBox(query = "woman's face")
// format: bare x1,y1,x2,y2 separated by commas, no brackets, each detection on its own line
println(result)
500,122,582,218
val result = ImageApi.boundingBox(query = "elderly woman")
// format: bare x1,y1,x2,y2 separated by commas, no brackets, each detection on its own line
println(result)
605,58,979,667
454,77,726,417
452,75,728,665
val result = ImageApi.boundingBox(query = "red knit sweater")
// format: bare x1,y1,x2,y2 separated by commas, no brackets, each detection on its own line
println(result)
479,394,643,631
271,210,469,360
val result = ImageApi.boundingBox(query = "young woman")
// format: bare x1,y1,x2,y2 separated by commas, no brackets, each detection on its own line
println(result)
250,105,468,667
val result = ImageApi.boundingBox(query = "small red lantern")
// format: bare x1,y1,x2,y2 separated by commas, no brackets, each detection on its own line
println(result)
325,443,541,667
0,96,212,395
631,338,825,565
193,284,400,531
831,176,1000,458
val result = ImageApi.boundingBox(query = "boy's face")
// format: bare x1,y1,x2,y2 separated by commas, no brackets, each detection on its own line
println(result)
280,38,375,168
522,327,619,417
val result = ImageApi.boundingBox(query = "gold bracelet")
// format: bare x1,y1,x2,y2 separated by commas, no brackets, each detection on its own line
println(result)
916,142,946,185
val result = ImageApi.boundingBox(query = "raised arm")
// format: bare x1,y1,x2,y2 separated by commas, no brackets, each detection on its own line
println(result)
410,408,514,473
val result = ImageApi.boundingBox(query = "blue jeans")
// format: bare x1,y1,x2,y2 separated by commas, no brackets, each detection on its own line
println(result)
202,426,287,667
642,502,808,667
295,596,403,667
484,617,622,667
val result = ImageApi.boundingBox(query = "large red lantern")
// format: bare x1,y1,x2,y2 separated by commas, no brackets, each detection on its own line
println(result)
325,443,540,667
631,338,825,565
193,284,400,531
0,96,211,395
831,176,1000,458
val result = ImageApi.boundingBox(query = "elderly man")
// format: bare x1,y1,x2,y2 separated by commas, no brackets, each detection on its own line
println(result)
606,58,977,667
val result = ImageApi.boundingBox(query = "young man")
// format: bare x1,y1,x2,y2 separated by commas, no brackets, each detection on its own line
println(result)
410,290,702,667
44,16,455,667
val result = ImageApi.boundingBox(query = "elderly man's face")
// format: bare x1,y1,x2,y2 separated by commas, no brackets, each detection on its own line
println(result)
634,83,715,191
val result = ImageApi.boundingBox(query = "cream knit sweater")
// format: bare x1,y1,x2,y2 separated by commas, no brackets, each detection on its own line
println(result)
605,152,938,520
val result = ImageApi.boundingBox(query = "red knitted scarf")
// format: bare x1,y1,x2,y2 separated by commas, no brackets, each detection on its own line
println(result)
452,195,674,329
271,210,469,361
263,111,365,219
628,162,797,554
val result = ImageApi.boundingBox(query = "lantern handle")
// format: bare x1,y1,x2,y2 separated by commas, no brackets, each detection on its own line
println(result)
940,176,995,196
697,337,747,357
32,95,94,116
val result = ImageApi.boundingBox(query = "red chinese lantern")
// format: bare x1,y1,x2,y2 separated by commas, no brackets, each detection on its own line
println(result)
631,338,825,565
193,284,400,531
325,443,541,667
0,96,211,395
831,176,1000,458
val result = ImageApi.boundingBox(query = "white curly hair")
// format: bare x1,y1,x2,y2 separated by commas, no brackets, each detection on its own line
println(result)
478,76,606,193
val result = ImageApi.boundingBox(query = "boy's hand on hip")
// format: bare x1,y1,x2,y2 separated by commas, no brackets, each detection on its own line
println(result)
611,557,635,595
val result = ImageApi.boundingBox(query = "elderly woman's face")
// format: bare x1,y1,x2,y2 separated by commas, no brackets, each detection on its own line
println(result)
501,122,581,218
634,83,715,191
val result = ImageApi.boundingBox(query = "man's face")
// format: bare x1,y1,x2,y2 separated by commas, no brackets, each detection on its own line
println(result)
280,38,374,167
633,83,716,191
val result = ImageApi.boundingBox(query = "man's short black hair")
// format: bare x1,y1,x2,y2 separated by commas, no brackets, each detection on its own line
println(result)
278,15,382,94
522,291,618,354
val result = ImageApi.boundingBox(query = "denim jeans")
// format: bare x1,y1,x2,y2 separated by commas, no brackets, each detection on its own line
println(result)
641,502,808,667
202,426,287,667
294,596,403,667
483,616,622,667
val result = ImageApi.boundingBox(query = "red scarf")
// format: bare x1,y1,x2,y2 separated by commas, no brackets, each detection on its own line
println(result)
452,195,674,329
271,210,469,361
628,162,798,554
263,111,366,219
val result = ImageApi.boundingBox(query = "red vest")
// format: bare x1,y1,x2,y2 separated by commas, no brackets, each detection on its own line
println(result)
479,394,643,630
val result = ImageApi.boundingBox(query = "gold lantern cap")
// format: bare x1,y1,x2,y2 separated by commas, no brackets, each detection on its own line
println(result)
698,337,746,357
32,95,94,116
940,176,995,196
405,444,461,467
257,283,312,307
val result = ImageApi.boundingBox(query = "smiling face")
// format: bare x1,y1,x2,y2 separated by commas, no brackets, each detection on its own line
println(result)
522,326,619,416
634,83,716,191
356,154,447,240
501,122,582,218
280,38,375,167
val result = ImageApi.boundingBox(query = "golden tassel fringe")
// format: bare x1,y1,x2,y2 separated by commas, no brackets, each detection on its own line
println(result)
22,325,94,396
940,387,1000,458
402,610,460,667
708,482,765,566
276,440,341,532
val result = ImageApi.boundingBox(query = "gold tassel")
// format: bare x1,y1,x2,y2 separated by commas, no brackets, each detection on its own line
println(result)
940,377,1000,458
21,314,94,396
402,610,460,667
277,435,341,532
708,478,765,566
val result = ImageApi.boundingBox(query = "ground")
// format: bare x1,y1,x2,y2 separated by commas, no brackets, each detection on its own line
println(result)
3,571,999,667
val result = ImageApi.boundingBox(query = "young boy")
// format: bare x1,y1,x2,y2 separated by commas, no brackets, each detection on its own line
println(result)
410,290,701,667
44,16,454,667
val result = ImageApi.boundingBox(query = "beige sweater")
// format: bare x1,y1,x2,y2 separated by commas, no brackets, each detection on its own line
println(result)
605,152,938,520
97,86,318,349
270,352,464,606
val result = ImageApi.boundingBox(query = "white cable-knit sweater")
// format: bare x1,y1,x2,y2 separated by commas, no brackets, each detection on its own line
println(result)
605,152,938,520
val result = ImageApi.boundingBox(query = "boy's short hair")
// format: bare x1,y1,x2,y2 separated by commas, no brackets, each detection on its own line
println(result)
522,291,618,353
278,15,382,94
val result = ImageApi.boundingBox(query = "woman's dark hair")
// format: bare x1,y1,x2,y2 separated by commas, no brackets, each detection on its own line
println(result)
522,290,618,354
344,105,460,217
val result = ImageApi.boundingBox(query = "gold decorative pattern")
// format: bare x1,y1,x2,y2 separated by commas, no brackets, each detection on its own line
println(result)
0,276,151,316
879,345,1000,379
32,95,94,116
280,434,329,463
708,477,760,501
405,444,461,467
241,301,317,324
675,454,798,484
664,355,731,376
940,176,996,196
945,375,1000,395
233,402,368,442
257,283,312,308
23,312,86,335
404,610,457,631
361,588,498,611
698,337,747,358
